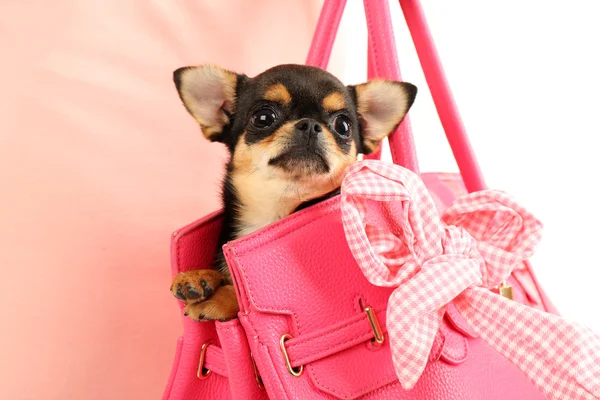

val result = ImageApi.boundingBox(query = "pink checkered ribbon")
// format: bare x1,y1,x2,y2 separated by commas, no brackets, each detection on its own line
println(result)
341,160,600,400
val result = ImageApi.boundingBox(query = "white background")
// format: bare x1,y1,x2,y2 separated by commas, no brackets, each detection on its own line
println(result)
333,0,600,331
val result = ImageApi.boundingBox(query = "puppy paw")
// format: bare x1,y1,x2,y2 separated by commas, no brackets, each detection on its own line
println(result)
170,269,225,304
183,286,239,322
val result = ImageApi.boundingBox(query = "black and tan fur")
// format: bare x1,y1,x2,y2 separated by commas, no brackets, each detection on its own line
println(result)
170,64,417,321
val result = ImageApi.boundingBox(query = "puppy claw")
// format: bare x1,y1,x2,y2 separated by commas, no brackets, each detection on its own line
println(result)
186,287,202,300
170,269,226,304
182,286,239,322
175,284,187,300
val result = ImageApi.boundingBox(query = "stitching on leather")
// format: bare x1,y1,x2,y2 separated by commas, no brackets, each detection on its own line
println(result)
261,343,291,400
242,267,395,397
308,362,397,398
365,1,403,168
175,218,220,273
245,312,293,399
230,238,301,334
176,221,201,273
293,330,373,366
288,311,388,366
232,201,386,362
367,378,405,398
232,203,334,271
245,307,394,398
312,1,343,67
459,337,468,361
365,4,383,76
216,324,243,333
232,198,339,251
247,311,290,400
292,320,390,366
442,336,468,363
176,234,182,274
231,204,339,335
366,2,417,170
286,314,366,350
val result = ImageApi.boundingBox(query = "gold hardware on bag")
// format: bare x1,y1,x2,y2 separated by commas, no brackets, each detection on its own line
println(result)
280,334,304,377
197,342,212,379
364,306,385,347
498,281,514,300
250,352,265,389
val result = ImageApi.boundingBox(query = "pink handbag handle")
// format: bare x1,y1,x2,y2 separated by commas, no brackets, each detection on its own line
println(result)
306,0,487,193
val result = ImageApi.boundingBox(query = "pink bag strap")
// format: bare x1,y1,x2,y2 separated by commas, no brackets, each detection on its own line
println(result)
364,0,418,172
304,0,346,69
399,0,485,192
204,345,228,377
283,304,471,368
306,0,486,193
285,307,387,367
305,0,416,170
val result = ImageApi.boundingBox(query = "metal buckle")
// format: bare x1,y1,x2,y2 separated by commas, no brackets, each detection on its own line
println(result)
250,352,265,389
493,281,514,300
364,306,385,347
498,281,514,300
197,342,212,379
280,334,304,377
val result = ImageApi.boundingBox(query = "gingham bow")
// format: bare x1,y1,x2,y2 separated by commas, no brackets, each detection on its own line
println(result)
341,160,600,400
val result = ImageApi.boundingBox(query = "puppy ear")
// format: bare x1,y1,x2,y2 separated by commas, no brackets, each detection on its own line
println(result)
350,80,417,154
173,65,244,142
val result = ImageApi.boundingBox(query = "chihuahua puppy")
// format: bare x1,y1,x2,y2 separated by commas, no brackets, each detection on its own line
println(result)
170,64,416,321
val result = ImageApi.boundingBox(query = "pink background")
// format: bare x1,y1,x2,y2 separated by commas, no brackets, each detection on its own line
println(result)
0,1,333,399
3,1,600,399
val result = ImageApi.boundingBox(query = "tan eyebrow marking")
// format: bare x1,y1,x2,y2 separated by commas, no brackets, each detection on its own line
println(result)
323,92,346,112
263,83,292,105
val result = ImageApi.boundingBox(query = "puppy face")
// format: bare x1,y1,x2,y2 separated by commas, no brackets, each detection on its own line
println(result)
174,64,417,234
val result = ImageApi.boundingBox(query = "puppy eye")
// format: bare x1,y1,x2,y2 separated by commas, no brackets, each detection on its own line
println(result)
332,115,351,137
250,108,277,129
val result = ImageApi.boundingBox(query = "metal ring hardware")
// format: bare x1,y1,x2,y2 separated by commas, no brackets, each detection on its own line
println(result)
364,306,385,347
497,281,514,300
280,334,304,377
197,342,212,379
250,352,265,389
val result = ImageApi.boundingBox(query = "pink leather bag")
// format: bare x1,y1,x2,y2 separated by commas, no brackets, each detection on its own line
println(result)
163,0,559,399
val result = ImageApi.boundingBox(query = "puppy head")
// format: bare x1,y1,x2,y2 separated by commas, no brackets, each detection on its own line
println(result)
173,64,416,211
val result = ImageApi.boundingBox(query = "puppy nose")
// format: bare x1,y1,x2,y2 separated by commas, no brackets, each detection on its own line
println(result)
295,119,322,135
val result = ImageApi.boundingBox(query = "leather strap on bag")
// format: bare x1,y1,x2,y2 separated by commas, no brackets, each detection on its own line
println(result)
306,0,486,192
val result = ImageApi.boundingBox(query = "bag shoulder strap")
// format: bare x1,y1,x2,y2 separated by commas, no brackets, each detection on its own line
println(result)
307,0,486,192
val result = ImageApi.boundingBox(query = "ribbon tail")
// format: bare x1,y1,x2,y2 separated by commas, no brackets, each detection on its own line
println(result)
455,288,600,400
387,289,445,390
